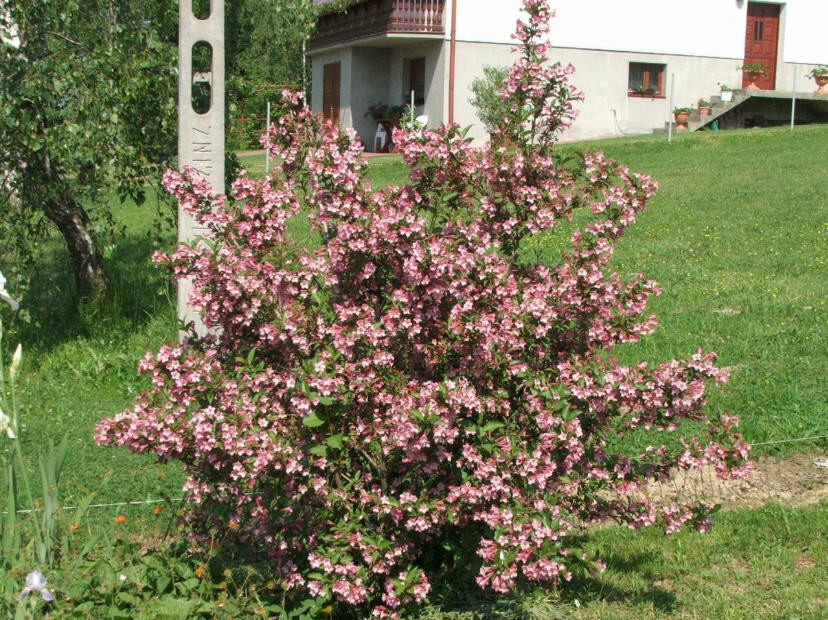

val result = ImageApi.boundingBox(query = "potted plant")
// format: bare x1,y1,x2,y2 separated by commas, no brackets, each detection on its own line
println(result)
807,65,828,94
673,106,692,130
697,99,711,116
630,85,658,97
388,104,407,126
740,62,768,90
719,83,733,103
364,103,407,152
364,103,390,121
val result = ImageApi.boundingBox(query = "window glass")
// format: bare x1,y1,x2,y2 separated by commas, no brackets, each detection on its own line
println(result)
407,57,426,105
628,62,666,96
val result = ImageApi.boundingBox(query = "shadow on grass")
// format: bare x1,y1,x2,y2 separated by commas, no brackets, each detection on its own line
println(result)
11,232,175,355
420,549,675,619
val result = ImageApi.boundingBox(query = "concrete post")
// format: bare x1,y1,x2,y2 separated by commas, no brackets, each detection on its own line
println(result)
178,0,225,329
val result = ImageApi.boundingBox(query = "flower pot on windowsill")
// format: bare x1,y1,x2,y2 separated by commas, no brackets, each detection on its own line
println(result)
628,87,660,98
720,90,733,103
699,106,711,116
628,92,665,99
813,74,828,94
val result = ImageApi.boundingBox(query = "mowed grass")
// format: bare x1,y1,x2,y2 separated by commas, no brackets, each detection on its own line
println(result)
418,501,827,619
586,127,826,454
247,125,828,455
2,125,825,614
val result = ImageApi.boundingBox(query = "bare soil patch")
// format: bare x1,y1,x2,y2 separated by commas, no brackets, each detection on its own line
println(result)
642,451,828,511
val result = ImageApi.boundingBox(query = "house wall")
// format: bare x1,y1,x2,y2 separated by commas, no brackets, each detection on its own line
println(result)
310,1,828,145
387,41,446,131
451,0,828,90
350,48,391,147
311,40,447,151
453,0,826,60
454,41,746,143
311,48,353,127
453,0,747,58
450,0,828,142
779,0,828,64
776,2,828,93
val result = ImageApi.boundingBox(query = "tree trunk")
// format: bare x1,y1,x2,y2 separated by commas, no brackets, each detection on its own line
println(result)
29,149,109,303
45,193,108,303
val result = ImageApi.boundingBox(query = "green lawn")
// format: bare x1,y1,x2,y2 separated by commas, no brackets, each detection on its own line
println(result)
243,127,828,453
3,125,826,617
418,501,828,619
586,128,827,453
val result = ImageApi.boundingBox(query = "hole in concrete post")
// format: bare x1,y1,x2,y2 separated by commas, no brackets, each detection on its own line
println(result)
193,0,211,20
191,41,212,114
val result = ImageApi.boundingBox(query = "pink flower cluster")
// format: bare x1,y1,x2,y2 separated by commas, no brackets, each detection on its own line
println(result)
96,1,750,616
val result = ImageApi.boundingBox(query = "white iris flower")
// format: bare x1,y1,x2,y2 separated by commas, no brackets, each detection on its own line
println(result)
0,271,20,313
0,407,14,439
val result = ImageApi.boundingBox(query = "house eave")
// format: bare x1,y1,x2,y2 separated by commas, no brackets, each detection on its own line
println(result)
309,0,445,54
307,32,445,56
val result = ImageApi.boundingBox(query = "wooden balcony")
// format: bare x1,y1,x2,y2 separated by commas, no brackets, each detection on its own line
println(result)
310,0,445,52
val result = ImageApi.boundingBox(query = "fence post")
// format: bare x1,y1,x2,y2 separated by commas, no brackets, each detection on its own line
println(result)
178,0,225,331
265,101,271,174
667,73,675,143
790,64,797,132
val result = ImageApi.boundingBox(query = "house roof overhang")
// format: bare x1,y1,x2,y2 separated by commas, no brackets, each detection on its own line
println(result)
307,32,444,56
309,0,445,54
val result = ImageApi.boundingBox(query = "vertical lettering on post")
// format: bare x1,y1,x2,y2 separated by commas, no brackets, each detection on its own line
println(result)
178,0,225,332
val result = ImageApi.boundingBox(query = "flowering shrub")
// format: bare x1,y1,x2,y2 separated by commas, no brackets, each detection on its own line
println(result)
96,0,751,615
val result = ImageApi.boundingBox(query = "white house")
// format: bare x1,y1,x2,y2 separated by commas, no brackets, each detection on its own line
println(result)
309,0,828,147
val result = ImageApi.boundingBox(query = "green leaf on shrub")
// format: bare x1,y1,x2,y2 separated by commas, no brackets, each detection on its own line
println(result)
148,597,200,617
302,412,325,428
480,421,504,434
309,444,327,457
116,591,142,606
68,580,91,598
326,433,345,449
176,577,199,593
196,601,217,614
155,574,171,594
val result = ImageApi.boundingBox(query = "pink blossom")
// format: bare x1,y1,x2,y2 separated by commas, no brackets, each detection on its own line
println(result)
95,1,749,615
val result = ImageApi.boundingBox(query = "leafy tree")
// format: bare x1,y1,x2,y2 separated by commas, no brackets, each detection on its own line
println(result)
227,0,355,87
0,0,178,303
228,0,313,89
470,65,511,136
225,0,357,148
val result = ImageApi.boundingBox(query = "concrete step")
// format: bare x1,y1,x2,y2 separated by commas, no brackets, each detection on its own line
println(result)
655,121,707,134
690,111,714,123
652,90,752,134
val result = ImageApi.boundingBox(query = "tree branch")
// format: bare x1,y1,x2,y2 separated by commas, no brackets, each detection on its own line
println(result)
45,31,84,47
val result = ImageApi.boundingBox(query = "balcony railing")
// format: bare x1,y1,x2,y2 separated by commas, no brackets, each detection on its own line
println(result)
310,0,445,51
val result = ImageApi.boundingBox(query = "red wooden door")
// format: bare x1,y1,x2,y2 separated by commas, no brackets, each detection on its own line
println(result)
323,62,341,122
743,3,779,90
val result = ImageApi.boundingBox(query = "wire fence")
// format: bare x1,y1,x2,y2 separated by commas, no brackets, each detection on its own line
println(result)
2,432,825,517
749,434,828,447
